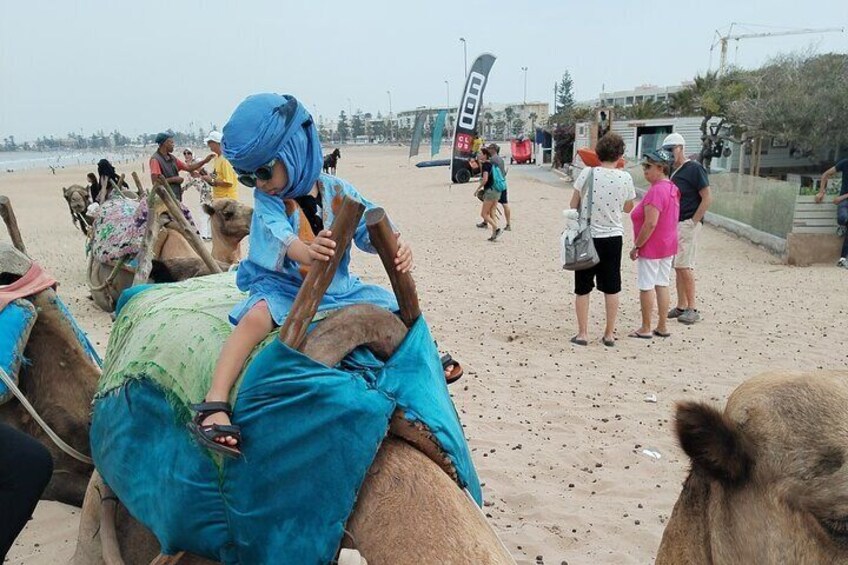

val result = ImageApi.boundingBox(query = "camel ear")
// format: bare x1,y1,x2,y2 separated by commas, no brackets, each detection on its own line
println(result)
202,203,215,216
675,401,751,486
63,186,70,196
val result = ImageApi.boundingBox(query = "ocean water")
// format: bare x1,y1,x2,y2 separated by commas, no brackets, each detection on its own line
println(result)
0,149,147,173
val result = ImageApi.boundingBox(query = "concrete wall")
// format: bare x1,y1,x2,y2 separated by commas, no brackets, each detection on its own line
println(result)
786,233,843,266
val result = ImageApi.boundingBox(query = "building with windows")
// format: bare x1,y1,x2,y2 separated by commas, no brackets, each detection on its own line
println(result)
597,83,690,107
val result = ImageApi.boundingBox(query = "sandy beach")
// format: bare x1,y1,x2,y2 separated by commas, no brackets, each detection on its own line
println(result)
2,145,846,564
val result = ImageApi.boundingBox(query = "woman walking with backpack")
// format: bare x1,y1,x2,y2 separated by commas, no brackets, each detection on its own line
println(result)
474,147,503,242
569,133,636,347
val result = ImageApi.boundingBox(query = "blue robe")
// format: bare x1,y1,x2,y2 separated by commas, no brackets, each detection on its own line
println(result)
230,174,398,325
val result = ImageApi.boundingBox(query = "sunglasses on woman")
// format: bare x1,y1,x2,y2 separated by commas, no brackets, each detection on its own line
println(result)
236,159,277,188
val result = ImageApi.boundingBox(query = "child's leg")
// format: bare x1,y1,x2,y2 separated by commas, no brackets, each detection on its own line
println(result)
201,301,274,445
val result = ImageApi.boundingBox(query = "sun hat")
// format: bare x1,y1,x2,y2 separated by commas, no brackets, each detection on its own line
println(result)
661,133,685,148
204,131,223,144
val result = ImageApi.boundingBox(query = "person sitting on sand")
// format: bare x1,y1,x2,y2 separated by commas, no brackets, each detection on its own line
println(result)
628,149,680,340
96,159,129,203
188,93,414,458
86,172,101,203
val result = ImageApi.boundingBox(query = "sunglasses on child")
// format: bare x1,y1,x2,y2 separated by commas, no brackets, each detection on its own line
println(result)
236,159,277,188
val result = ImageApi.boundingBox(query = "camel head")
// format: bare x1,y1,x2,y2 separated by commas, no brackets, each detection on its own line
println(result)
657,371,848,565
202,199,252,265
63,185,90,215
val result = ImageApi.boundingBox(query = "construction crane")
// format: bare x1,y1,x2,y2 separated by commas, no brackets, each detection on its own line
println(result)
711,23,844,73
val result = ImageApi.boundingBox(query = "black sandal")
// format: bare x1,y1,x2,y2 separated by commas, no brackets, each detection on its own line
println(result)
440,353,464,385
188,401,242,458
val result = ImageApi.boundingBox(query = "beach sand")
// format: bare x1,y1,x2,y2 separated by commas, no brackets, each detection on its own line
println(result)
2,146,846,564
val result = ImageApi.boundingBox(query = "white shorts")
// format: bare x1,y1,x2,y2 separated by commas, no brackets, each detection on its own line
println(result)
637,257,673,291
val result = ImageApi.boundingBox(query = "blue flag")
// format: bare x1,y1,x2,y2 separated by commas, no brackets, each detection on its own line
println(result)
431,109,447,157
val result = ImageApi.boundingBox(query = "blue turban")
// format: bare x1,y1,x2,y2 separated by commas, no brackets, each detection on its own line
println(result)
222,93,322,200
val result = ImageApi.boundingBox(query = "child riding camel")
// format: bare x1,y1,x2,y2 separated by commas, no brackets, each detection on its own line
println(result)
188,93,414,458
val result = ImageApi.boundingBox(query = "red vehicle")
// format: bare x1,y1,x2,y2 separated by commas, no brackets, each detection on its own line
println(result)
510,138,535,164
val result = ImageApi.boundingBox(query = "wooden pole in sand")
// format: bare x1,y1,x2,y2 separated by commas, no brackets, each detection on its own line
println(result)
365,208,420,327
278,196,365,350
132,191,167,286
0,195,27,255
153,184,222,275
131,171,147,197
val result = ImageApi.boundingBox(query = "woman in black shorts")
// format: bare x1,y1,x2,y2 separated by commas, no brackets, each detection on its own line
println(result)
568,133,637,347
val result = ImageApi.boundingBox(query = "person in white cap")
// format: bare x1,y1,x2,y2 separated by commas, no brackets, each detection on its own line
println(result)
661,132,712,325
201,131,239,201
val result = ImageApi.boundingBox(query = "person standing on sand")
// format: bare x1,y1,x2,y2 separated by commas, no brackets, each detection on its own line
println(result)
662,133,711,325
148,132,213,202
474,148,502,242
814,158,848,268
200,131,239,201
629,149,680,340
477,143,512,231
569,133,635,347
182,148,213,240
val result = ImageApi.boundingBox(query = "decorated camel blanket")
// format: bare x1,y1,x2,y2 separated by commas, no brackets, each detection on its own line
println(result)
91,273,481,564
88,197,199,265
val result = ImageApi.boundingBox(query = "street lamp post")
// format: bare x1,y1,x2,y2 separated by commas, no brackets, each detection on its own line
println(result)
521,66,528,106
444,80,450,110
386,90,392,142
459,37,467,77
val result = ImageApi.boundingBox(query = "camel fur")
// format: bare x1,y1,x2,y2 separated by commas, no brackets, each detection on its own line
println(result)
657,371,848,564
0,244,98,506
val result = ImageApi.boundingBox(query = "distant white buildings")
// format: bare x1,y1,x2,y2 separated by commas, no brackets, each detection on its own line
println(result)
597,83,690,107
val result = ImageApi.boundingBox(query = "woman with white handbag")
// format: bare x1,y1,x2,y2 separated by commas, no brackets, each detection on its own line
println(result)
568,134,636,347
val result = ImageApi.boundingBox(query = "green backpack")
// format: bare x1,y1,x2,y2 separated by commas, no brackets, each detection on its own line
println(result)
491,165,507,191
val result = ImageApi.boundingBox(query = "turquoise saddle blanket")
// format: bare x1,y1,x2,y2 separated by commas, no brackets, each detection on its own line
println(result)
90,274,482,564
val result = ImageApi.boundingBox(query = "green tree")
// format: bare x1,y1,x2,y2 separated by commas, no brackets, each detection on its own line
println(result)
337,111,349,143
556,71,575,115
730,52,848,157
503,107,515,138
351,111,365,138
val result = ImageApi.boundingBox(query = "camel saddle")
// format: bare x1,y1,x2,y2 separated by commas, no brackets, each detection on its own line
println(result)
91,273,482,564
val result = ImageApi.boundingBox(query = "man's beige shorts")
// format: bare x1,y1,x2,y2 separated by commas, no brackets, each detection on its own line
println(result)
673,219,702,269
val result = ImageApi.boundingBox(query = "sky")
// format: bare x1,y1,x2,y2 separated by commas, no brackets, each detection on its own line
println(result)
1,0,846,141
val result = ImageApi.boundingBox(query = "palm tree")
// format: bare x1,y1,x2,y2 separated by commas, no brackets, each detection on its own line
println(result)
503,107,515,138
484,112,494,138
528,112,538,136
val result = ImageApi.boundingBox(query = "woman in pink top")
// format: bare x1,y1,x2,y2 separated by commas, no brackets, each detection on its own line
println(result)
629,149,680,339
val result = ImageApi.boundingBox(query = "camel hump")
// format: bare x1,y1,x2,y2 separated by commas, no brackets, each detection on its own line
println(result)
0,242,32,277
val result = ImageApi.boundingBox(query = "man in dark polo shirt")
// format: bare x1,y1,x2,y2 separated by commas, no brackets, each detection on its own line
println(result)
815,158,848,267
149,132,213,202
662,133,712,325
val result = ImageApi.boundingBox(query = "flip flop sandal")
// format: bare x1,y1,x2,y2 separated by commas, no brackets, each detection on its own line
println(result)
440,353,464,384
602,337,616,347
188,401,242,458
570,336,588,346
628,332,653,339
653,330,671,338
